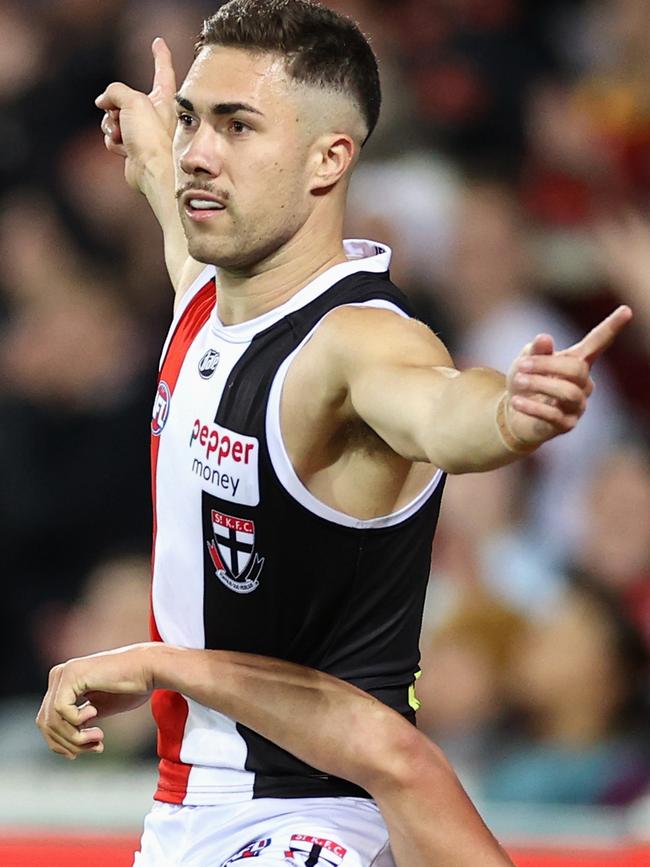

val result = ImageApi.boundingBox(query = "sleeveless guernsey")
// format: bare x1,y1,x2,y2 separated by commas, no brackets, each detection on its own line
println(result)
149,240,445,805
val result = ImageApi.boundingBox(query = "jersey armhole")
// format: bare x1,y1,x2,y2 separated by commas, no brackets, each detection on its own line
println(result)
265,300,444,529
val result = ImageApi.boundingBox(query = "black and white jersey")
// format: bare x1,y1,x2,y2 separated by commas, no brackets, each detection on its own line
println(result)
149,241,445,804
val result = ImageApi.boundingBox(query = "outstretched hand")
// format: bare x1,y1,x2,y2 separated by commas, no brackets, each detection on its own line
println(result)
504,306,632,447
36,645,155,760
96,37,177,190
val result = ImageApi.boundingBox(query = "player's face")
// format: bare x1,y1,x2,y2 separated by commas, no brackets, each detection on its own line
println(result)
173,46,317,271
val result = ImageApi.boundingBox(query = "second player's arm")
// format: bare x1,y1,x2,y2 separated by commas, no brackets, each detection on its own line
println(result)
37,643,513,867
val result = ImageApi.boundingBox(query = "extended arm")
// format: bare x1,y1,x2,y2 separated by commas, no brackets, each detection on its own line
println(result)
307,304,632,473
36,643,513,867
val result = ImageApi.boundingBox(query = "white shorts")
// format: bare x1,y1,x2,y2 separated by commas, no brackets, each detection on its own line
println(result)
133,797,395,867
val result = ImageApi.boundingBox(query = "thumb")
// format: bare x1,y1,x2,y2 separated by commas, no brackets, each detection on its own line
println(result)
57,678,88,727
150,37,177,101
96,81,142,112
521,333,555,358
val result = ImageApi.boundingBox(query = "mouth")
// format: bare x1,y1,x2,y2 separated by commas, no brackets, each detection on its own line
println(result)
182,191,228,223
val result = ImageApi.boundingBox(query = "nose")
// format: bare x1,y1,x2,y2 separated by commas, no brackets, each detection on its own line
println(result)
177,124,223,179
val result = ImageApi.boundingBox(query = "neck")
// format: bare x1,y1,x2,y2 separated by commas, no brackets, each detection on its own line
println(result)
215,211,348,325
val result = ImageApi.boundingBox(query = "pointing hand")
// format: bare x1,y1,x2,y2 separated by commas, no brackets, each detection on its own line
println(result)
503,306,632,448
96,37,178,190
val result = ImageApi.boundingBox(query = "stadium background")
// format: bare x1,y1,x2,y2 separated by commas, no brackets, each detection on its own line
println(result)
0,0,648,864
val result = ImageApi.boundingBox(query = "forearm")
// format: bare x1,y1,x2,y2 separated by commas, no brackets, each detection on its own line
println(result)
139,156,194,294
426,368,512,473
150,644,512,866
373,737,515,867
151,644,385,783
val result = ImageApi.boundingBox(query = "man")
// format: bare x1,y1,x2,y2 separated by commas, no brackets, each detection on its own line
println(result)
37,2,630,865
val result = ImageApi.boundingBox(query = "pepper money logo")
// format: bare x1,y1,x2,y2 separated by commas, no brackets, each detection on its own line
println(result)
151,381,171,436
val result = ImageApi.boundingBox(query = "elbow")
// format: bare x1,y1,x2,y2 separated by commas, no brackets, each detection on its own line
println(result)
355,709,450,795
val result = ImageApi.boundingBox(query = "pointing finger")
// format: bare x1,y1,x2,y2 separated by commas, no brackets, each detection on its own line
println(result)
568,305,633,365
150,37,177,100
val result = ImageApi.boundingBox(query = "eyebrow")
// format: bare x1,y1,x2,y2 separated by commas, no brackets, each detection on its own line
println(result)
175,95,264,117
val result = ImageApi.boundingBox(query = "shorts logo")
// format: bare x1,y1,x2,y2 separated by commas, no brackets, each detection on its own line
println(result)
224,837,272,864
151,381,171,436
284,835,347,866
207,510,264,594
198,348,220,379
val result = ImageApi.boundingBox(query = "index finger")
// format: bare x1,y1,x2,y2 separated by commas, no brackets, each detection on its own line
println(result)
150,37,177,101
568,305,633,365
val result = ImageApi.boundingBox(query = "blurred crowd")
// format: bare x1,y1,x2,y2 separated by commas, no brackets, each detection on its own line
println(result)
0,0,648,808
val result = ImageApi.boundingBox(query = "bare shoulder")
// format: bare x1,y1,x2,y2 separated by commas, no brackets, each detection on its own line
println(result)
310,304,454,372
285,304,454,422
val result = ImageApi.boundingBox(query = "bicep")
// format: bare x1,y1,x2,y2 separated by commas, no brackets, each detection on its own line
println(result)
325,309,456,462
349,361,458,462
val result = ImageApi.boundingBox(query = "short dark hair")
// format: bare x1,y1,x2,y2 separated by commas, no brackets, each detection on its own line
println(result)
196,0,381,144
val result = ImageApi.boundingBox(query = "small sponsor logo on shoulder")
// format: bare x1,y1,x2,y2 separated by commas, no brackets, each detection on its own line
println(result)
151,381,171,436
198,348,220,379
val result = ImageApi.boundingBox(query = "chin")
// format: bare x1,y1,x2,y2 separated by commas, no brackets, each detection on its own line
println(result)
187,236,230,268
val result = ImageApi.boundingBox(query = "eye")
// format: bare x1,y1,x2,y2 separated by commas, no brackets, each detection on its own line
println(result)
177,113,195,129
229,119,250,135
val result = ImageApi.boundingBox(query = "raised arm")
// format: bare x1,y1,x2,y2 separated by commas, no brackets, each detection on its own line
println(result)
96,38,203,302
36,643,513,867
309,304,632,473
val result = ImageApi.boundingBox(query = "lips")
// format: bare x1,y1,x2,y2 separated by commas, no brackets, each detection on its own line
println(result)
188,199,224,210
182,191,227,222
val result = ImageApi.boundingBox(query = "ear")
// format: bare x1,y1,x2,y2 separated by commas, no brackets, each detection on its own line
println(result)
309,134,356,193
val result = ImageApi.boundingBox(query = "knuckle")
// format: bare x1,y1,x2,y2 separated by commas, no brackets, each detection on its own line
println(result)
568,384,583,404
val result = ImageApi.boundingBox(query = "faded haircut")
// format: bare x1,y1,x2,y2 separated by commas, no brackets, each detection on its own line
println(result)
196,0,381,144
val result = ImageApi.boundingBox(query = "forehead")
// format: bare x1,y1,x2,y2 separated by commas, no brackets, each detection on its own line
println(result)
180,46,293,110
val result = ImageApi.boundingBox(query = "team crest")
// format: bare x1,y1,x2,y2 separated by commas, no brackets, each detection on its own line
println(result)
284,834,347,866
207,510,264,594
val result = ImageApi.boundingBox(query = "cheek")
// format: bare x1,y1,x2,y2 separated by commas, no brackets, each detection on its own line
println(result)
247,141,308,194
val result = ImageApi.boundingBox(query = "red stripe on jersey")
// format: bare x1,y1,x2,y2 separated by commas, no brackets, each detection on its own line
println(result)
150,278,216,804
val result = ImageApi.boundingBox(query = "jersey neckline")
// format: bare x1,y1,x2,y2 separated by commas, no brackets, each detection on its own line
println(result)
209,239,392,344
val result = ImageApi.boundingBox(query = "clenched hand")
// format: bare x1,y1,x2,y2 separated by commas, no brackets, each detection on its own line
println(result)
36,645,155,759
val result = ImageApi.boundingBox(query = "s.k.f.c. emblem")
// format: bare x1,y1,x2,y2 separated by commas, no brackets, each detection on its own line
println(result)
206,510,264,593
